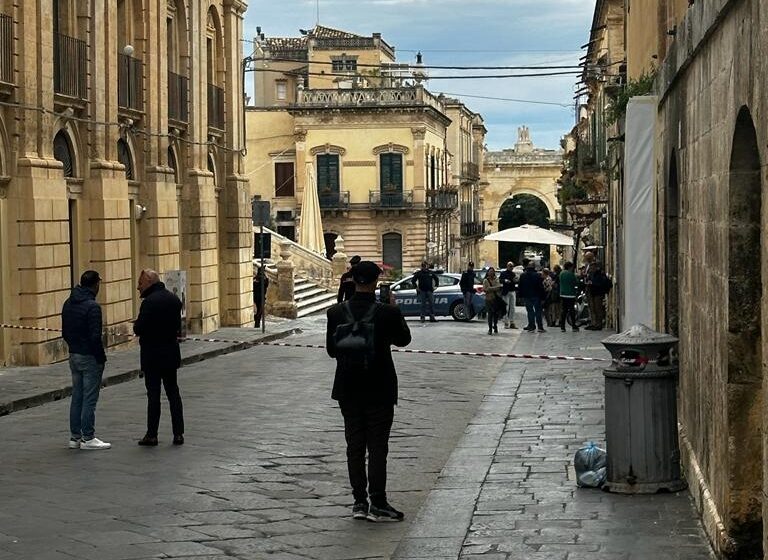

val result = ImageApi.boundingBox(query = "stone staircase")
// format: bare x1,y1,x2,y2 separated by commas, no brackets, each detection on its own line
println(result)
294,277,338,318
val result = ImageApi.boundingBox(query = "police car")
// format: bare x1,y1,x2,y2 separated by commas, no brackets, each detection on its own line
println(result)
379,272,486,321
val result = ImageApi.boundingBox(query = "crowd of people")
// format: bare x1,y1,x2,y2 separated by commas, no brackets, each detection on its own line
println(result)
460,251,613,335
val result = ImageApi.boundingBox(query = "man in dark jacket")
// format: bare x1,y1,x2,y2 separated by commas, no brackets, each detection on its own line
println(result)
337,255,361,303
517,263,546,332
253,266,269,327
62,270,111,450
134,269,184,446
326,261,411,522
459,261,476,320
413,261,439,323
499,261,517,329
585,263,612,330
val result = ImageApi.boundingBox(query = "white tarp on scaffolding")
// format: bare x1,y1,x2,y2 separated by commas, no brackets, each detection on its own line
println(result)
621,96,657,329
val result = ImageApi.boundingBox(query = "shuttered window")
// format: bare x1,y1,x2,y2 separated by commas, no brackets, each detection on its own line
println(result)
380,153,403,191
275,162,295,197
317,155,339,192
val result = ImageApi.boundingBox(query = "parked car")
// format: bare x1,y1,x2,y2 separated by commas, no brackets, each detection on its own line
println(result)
377,272,486,321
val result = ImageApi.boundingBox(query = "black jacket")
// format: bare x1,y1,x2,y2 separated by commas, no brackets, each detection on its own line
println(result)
326,292,411,405
133,282,183,372
588,271,613,297
413,269,438,292
61,286,106,363
517,269,546,300
253,275,269,303
459,269,475,293
499,269,516,296
337,270,356,302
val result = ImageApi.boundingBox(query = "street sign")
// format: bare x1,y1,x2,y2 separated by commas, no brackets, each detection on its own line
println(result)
252,200,271,226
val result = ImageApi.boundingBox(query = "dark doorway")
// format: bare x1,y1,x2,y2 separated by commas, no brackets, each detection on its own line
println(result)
382,232,402,273
665,150,679,336
497,194,551,267
324,232,338,260
726,106,763,558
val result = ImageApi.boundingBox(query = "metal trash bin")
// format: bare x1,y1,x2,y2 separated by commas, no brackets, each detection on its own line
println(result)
601,324,686,494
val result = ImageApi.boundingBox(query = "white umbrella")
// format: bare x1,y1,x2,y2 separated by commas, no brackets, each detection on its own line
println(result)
484,224,574,246
298,162,326,254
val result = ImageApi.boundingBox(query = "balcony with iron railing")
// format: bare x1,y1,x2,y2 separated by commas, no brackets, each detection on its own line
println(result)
369,190,414,208
168,71,189,123
118,53,143,112
319,190,350,209
461,221,484,238
0,14,12,87
427,188,459,211
54,32,87,99
208,83,225,130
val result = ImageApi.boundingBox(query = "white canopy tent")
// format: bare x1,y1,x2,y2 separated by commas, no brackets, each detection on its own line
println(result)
483,224,574,246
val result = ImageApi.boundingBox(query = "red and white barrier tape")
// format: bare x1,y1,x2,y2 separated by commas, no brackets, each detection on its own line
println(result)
0,324,608,362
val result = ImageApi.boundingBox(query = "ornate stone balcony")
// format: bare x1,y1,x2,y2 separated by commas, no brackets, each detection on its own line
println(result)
294,86,443,113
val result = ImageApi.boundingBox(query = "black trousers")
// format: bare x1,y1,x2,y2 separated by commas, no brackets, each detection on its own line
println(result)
339,401,394,506
560,296,577,328
144,368,184,437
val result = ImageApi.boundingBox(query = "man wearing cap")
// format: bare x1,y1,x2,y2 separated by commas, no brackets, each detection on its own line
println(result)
134,269,185,446
337,255,361,303
61,270,111,450
326,261,412,522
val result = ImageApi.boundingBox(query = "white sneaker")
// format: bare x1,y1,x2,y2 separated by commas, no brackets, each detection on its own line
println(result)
68,438,81,449
80,437,111,450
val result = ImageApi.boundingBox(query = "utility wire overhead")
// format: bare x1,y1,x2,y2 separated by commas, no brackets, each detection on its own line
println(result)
250,67,582,79
437,92,571,108
264,56,585,71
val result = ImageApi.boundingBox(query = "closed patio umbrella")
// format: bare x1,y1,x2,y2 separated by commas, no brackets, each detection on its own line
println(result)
484,224,574,246
298,162,326,254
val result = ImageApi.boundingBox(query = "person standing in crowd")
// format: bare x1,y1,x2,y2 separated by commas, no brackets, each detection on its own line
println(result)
483,267,503,335
499,261,517,329
545,265,562,327
541,268,554,326
559,261,579,332
134,270,185,446
413,261,439,323
326,261,412,522
585,263,612,330
61,270,111,450
338,255,362,303
253,266,269,327
518,262,546,332
459,261,476,320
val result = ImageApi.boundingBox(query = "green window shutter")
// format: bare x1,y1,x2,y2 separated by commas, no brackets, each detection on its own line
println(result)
391,154,403,190
317,155,339,192
380,153,402,191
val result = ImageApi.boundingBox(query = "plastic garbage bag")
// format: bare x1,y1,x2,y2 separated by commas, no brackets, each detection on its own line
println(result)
574,442,607,488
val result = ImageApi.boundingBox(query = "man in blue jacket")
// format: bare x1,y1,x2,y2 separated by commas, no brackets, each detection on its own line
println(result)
517,262,546,332
61,270,111,450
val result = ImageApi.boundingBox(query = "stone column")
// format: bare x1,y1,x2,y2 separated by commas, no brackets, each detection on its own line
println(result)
271,240,297,319
218,174,253,326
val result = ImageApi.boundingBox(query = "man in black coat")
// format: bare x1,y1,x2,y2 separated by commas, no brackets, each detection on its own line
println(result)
133,269,184,446
459,261,476,320
517,263,546,332
337,255,361,303
61,270,111,450
326,261,411,522
413,261,439,323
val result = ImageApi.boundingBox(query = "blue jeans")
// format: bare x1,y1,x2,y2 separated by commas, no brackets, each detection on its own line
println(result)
524,297,544,330
69,354,105,440
463,292,475,319
419,291,435,320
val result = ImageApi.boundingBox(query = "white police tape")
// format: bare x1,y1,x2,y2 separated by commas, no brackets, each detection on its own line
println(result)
0,323,608,362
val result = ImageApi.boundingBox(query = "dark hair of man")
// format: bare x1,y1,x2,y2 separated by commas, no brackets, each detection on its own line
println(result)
563,261,573,271
80,270,101,288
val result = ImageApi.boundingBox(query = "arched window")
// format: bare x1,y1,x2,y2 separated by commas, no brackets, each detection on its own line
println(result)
167,0,189,123
117,139,134,180
206,7,225,129
53,131,75,177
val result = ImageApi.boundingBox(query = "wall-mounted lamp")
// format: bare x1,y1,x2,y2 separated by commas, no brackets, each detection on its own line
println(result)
123,44,134,57
134,204,147,220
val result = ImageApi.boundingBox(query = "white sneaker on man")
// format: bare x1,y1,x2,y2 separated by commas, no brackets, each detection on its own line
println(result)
80,437,111,450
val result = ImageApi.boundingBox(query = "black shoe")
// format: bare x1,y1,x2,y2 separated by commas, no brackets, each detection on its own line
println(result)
173,435,184,445
523,326,535,331
573,327,580,332
488,329,493,335
367,502,404,522
352,501,369,520
560,327,566,332
429,318,437,323
138,435,158,446
493,326,498,333
537,328,546,333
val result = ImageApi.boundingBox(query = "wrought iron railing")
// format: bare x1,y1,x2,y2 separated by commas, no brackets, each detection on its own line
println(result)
427,188,458,210
319,191,350,209
208,83,225,129
0,14,12,84
369,190,414,208
53,32,87,99
118,53,143,111
168,71,189,123
461,222,484,237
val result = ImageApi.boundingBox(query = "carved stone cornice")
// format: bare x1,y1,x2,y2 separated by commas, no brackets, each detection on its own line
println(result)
294,128,307,142
223,0,248,16
309,143,347,156
411,127,427,140
373,143,410,156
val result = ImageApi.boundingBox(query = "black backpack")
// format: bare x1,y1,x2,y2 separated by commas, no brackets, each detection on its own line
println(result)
333,302,379,371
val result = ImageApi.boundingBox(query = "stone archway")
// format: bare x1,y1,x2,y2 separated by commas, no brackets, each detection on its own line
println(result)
726,105,763,557
497,194,551,267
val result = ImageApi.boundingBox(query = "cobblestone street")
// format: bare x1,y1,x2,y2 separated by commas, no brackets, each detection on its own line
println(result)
0,316,715,559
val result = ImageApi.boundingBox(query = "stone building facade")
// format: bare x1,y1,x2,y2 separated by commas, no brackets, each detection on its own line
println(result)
479,133,564,268
244,26,485,275
0,0,252,366
653,2,768,557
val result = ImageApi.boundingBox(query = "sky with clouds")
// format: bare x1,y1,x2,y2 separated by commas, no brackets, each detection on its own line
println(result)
243,0,595,151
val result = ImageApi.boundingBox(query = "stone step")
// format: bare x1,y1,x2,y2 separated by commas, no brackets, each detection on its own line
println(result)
297,296,338,318
296,291,338,310
295,286,329,301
